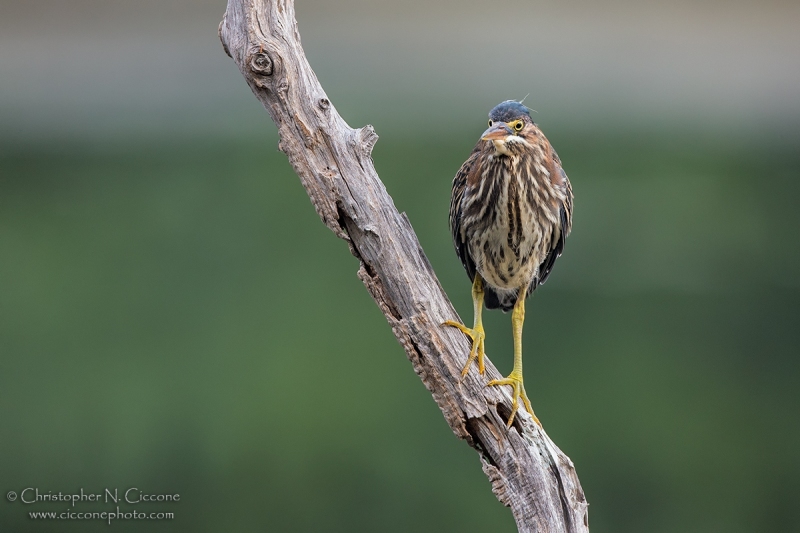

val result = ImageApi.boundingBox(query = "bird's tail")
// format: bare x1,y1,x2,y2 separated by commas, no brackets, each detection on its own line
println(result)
483,280,539,312
484,286,516,312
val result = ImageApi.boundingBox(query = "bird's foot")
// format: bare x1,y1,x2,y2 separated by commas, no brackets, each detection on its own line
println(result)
487,372,540,427
442,320,486,378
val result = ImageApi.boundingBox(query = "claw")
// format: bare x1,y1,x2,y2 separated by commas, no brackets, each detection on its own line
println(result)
487,373,540,427
442,320,486,378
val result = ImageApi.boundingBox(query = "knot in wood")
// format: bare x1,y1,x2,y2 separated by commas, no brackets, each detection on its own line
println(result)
318,98,330,111
277,78,290,94
250,52,273,75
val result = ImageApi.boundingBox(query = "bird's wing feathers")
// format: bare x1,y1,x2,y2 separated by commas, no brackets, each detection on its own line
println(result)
533,151,573,289
450,147,482,282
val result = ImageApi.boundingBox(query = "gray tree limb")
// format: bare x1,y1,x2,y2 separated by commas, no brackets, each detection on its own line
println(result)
219,2,589,531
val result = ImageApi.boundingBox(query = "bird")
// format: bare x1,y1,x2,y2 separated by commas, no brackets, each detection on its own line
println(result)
444,100,573,427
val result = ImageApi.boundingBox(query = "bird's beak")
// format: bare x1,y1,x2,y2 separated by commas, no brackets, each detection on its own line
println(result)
481,122,513,141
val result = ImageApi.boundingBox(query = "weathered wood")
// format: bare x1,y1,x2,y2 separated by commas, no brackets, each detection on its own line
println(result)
219,2,589,531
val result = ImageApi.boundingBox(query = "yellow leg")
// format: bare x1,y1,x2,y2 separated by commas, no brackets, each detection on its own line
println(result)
487,285,540,427
443,274,487,377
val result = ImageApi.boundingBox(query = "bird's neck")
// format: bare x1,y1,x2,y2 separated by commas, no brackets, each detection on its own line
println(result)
490,139,512,156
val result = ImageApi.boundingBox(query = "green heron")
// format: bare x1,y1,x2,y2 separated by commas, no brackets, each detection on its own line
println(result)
444,100,573,427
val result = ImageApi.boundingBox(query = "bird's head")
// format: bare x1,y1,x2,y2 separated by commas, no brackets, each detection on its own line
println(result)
481,100,535,155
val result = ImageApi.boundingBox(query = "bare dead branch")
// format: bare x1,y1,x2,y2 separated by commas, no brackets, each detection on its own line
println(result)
219,2,588,531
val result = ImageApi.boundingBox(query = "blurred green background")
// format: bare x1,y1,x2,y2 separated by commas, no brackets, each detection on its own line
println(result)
1,1,799,532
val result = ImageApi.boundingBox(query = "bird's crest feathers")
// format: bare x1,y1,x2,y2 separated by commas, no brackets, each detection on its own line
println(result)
489,100,533,123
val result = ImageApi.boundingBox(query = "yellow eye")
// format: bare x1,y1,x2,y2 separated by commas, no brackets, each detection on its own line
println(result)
514,121,524,131
488,120,493,127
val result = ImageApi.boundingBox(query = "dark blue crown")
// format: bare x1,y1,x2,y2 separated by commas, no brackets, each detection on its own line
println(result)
488,101,532,122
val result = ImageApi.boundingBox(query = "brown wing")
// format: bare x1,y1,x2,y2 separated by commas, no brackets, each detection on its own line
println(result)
450,146,482,282
533,148,573,289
